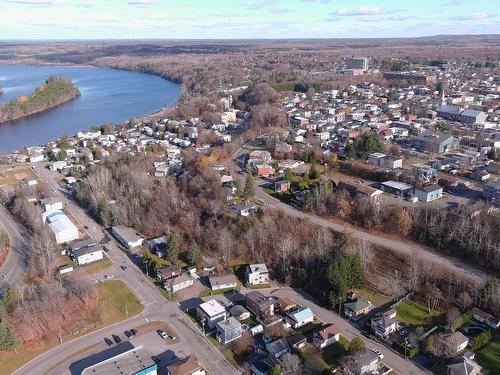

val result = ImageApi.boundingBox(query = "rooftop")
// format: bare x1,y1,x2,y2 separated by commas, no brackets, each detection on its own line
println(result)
198,299,226,317
81,347,156,375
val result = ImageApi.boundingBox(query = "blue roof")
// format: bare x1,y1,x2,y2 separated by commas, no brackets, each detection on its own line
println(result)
290,307,314,322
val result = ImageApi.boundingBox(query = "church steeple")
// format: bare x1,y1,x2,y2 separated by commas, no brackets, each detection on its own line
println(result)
440,87,446,107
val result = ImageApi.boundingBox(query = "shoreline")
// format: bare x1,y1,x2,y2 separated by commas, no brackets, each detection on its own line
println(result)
0,62,182,153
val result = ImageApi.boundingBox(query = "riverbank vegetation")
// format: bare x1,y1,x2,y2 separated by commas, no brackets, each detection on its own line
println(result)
0,76,80,123
0,228,9,268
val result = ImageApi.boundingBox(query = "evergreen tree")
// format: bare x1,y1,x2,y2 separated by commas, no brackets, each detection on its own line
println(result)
308,165,320,180
167,234,180,263
243,171,255,199
487,147,498,161
187,239,202,266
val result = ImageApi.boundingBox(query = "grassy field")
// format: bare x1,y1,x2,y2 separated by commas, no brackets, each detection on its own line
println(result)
396,300,443,328
356,287,392,307
0,280,143,375
82,258,113,275
97,280,143,321
0,168,35,186
477,338,500,375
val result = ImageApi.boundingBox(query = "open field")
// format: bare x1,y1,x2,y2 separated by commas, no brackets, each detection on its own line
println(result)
0,280,143,375
83,258,113,275
0,167,34,186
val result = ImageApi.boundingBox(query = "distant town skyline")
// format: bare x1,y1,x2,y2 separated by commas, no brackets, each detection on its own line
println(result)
0,0,498,40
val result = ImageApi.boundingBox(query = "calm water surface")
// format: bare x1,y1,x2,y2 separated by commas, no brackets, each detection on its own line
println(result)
0,65,180,152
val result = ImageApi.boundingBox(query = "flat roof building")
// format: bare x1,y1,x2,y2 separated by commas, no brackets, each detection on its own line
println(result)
81,346,157,375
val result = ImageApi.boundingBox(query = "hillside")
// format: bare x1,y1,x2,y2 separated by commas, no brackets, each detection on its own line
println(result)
0,76,80,123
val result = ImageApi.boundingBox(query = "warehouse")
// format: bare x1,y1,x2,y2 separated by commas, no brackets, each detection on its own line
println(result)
42,210,79,244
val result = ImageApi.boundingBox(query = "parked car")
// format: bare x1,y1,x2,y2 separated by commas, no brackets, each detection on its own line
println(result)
153,356,161,364
112,334,121,343
372,349,384,359
157,330,168,340
120,265,127,271
104,337,113,346
130,329,138,336
125,330,133,338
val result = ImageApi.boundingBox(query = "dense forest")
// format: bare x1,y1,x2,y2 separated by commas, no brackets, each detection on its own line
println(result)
0,76,80,123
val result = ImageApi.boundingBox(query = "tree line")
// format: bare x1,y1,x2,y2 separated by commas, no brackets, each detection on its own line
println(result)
0,76,80,123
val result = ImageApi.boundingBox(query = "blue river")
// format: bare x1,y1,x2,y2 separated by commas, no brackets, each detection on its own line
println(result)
0,65,180,152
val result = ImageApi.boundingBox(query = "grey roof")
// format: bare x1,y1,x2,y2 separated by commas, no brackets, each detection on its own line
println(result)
69,239,97,252
416,184,442,193
381,180,414,191
437,105,462,115
112,225,142,243
268,337,289,354
447,355,482,375
216,317,242,331
209,274,238,288
73,244,104,259
356,349,379,367
460,109,483,118
230,305,250,317
246,291,273,308
414,131,455,145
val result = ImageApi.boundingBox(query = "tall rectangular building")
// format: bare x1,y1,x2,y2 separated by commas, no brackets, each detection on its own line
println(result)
345,57,369,71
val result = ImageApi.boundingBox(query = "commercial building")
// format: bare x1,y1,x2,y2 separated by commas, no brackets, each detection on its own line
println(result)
111,225,144,249
437,106,488,125
345,57,369,71
42,210,79,244
81,347,157,375
412,131,459,154
379,181,415,198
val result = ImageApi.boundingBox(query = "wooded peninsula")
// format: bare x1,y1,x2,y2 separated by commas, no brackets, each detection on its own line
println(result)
0,76,80,123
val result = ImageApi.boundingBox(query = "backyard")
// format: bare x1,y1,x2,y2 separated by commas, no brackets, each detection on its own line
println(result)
476,337,500,375
396,300,444,329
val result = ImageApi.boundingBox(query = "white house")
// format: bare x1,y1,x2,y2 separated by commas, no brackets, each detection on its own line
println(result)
370,308,398,338
111,226,143,249
287,307,314,329
165,273,194,294
196,300,227,329
42,210,79,244
72,244,104,266
313,324,339,350
442,331,469,355
245,263,269,286
209,274,238,291
41,197,64,212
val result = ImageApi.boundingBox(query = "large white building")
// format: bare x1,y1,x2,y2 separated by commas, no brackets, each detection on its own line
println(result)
345,57,369,71
111,225,144,249
245,263,269,286
42,210,79,244
72,244,104,266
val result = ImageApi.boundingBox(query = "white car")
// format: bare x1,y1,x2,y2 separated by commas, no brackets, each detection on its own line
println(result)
158,330,168,340
372,349,384,359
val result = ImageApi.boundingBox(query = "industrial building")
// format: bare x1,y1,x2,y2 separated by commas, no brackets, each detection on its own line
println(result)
42,210,79,244
81,347,157,375
345,56,369,71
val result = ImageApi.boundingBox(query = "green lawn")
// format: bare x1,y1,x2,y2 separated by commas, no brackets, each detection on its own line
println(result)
97,280,143,320
322,335,350,366
298,344,330,372
357,287,392,307
242,316,258,326
396,300,443,328
250,283,271,290
476,339,500,375
83,258,113,275
199,285,240,298
223,348,251,367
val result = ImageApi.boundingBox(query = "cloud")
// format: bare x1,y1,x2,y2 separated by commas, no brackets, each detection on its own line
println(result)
5,0,59,5
451,12,494,20
332,6,382,17
126,0,158,6
440,0,465,6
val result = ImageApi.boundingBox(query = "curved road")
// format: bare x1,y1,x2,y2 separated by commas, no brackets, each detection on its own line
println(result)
0,205,28,290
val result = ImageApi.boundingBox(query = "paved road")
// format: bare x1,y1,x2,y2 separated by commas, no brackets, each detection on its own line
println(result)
0,205,28,290
255,187,491,283
265,288,429,375
13,166,240,375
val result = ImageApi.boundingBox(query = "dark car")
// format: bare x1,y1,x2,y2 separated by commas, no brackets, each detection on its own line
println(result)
130,329,138,336
153,356,161,364
120,265,127,271
112,334,121,343
104,337,113,346
125,330,133,338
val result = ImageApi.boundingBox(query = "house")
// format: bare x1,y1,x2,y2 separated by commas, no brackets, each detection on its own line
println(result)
165,273,194,294
287,307,314,328
371,308,398,338
313,324,340,350
413,131,459,154
351,349,380,374
248,150,272,165
344,299,372,319
72,244,104,266
228,203,258,217
42,210,79,244
246,291,275,318
254,164,274,178
167,356,205,375
25,177,38,187
111,225,143,249
338,180,383,200
41,197,64,211
447,351,482,375
209,274,238,291
197,299,227,329
216,317,243,344
157,265,182,282
145,235,168,258
471,307,500,329
265,337,290,359
68,239,97,254
415,184,443,202
245,263,269,286
380,156,403,170
287,332,307,350
274,180,290,193
380,180,414,198
276,297,297,314
442,330,469,355
229,305,251,321
251,358,278,375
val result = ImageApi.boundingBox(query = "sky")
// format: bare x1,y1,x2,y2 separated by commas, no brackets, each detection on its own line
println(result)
0,0,498,40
